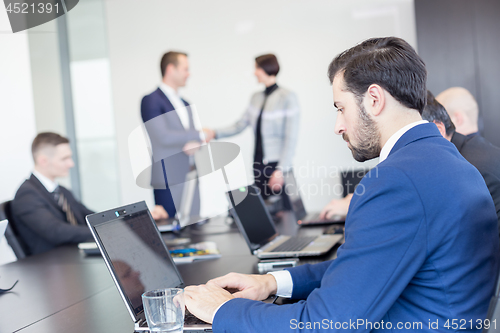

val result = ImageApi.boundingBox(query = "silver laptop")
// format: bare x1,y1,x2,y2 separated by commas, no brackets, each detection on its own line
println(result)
156,170,204,232
284,172,344,226
86,201,211,332
227,185,343,259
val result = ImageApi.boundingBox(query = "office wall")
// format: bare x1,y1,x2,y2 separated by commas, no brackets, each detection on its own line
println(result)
27,20,67,138
415,0,500,147
104,0,417,212
0,7,37,264
0,10,37,204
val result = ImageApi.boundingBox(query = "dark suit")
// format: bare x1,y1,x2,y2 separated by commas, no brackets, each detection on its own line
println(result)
141,88,200,217
213,124,499,332
451,132,500,235
11,174,93,255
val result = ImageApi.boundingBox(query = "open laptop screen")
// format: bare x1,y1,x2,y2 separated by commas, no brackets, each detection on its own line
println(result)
93,208,182,317
228,185,277,247
283,172,307,220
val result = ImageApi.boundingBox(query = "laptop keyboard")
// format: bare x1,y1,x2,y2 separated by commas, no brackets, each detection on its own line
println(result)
185,309,209,325
306,213,321,221
270,236,317,252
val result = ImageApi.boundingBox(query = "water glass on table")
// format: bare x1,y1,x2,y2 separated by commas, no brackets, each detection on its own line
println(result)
142,288,185,332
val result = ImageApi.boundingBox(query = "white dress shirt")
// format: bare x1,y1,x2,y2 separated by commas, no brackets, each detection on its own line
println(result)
269,120,429,298
158,83,204,142
159,83,192,130
33,169,58,193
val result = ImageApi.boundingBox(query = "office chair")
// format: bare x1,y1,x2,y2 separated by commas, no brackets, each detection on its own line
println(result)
483,266,500,332
340,169,368,198
0,201,27,259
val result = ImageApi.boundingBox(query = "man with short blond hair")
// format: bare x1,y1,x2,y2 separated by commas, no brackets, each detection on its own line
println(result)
141,51,205,219
11,132,94,255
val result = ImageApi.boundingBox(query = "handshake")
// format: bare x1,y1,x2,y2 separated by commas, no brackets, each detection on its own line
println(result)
182,128,216,156
202,128,216,142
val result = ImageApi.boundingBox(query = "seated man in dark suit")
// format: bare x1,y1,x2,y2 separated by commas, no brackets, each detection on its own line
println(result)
422,90,500,235
183,37,499,332
11,133,94,255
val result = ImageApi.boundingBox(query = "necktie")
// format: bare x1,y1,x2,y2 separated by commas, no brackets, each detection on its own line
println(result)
53,187,78,226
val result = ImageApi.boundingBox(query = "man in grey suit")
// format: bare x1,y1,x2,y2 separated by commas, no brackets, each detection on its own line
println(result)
141,51,207,217
11,133,94,255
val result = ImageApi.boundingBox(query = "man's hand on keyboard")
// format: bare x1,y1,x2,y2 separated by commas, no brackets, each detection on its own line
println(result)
208,272,277,301
319,193,353,220
184,283,234,324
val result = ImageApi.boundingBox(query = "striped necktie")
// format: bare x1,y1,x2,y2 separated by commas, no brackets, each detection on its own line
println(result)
53,187,78,226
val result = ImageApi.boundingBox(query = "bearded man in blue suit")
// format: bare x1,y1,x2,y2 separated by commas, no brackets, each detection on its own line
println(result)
183,37,500,332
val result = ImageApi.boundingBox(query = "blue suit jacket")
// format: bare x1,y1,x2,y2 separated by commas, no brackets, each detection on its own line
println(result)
141,88,201,216
214,123,499,332
141,88,200,189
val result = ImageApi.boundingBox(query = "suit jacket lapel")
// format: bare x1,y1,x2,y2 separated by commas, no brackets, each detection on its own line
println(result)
156,88,189,130
183,99,196,130
155,88,175,112
389,123,442,158
28,174,62,212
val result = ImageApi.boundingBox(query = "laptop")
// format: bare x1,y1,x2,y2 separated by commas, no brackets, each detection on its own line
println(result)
284,172,344,226
156,170,204,232
227,185,343,259
86,201,211,332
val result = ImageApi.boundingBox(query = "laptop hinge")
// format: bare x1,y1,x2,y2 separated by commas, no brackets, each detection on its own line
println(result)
134,318,148,331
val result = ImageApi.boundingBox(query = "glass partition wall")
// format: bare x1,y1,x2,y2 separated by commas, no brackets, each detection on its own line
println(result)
28,0,120,211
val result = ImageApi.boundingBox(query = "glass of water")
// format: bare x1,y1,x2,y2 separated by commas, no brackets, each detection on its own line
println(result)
142,288,185,332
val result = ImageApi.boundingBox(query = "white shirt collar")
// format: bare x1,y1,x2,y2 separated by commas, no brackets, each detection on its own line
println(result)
32,169,59,193
379,120,428,163
158,82,193,131
159,82,179,98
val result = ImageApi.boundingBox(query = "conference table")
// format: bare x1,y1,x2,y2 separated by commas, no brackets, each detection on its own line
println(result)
0,212,341,333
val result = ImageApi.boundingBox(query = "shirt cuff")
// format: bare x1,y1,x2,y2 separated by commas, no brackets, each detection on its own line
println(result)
212,300,230,323
268,270,293,298
199,131,204,141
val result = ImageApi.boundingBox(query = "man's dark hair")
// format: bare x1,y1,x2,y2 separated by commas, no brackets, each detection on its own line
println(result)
327,37,427,114
160,51,188,78
255,54,280,76
422,90,456,136
32,132,69,160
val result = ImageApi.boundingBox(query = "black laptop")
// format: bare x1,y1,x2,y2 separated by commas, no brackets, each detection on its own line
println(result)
86,201,211,332
227,185,342,259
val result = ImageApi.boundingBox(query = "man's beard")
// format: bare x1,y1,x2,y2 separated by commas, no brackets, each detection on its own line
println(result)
343,102,381,162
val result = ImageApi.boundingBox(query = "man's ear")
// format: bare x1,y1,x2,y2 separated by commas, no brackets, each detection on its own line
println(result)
433,121,447,138
35,152,52,168
166,63,176,76
450,111,463,127
366,84,385,117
